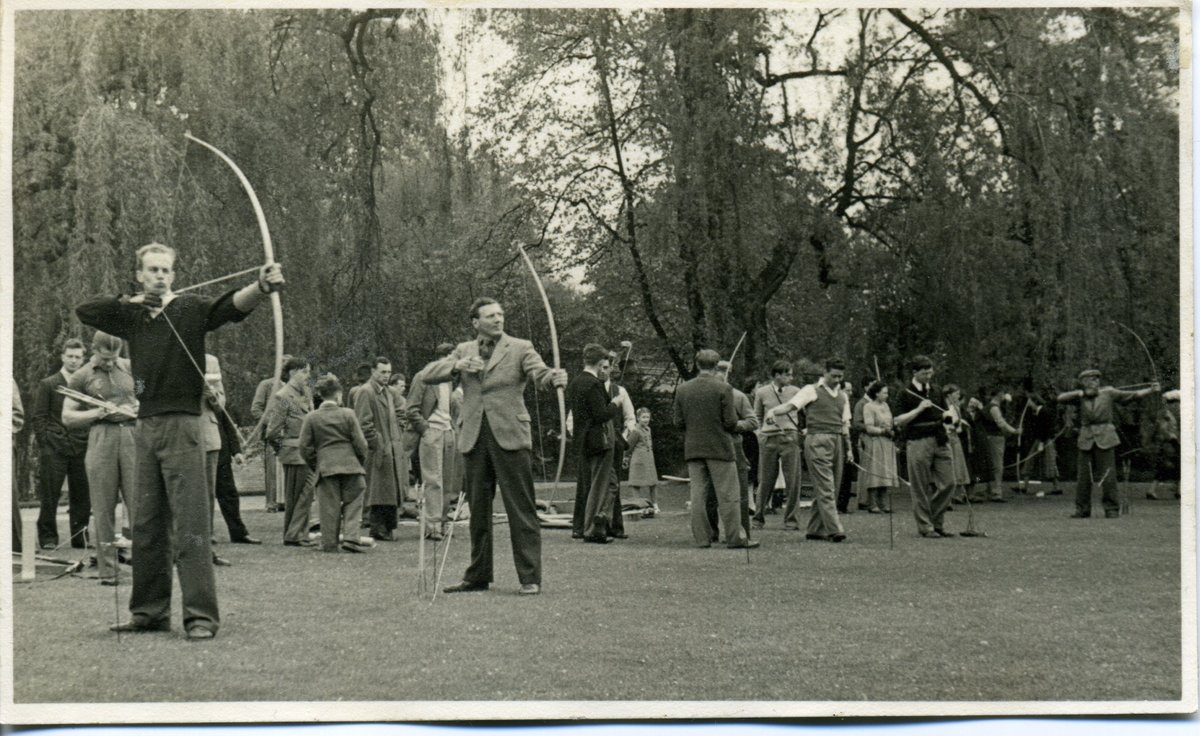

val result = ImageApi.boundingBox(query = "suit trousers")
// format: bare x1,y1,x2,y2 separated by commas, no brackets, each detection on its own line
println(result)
418,427,456,524
804,433,845,537
687,458,747,547
986,435,1007,499
129,414,218,633
1074,445,1120,516
316,474,366,550
281,464,316,543
85,422,136,578
705,439,752,539
608,444,625,535
262,443,279,509
754,432,801,526
462,416,542,585
36,447,90,547
906,436,956,535
214,457,249,541
580,447,616,539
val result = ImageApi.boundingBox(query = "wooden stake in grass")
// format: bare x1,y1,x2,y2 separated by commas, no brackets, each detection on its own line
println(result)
417,484,427,597
431,491,468,604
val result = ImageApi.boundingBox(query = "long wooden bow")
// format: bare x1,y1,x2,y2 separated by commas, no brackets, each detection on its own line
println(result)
1114,321,1160,392
185,133,285,439
517,244,566,505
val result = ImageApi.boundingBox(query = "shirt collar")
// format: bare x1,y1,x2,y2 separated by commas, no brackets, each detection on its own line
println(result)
584,366,599,378
911,378,927,393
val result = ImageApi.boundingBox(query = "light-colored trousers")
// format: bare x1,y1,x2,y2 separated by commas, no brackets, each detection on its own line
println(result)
316,474,366,549
804,433,845,537
986,435,1007,499
687,458,747,547
418,426,458,524
906,436,956,535
85,422,137,579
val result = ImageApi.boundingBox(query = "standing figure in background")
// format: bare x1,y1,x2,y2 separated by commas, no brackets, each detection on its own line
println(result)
673,349,757,550
31,339,91,549
60,331,138,583
202,354,259,548
1020,391,1062,498
12,380,25,552
567,344,624,543
1057,368,1159,519
942,385,973,508
767,358,852,543
751,360,802,531
354,357,407,542
625,408,659,514
601,352,637,540
251,358,290,513
300,374,370,553
980,387,1020,503
407,342,461,541
964,396,993,503
857,381,897,514
893,355,956,539
267,356,317,548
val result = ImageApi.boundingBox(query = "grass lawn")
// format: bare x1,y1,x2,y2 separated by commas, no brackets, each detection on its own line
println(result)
10,477,1186,705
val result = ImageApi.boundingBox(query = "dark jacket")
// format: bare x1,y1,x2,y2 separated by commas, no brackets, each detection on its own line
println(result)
31,372,89,457
673,374,738,462
567,371,621,457
299,402,369,479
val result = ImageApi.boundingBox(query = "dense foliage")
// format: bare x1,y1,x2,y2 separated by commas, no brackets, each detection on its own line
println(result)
10,8,1181,488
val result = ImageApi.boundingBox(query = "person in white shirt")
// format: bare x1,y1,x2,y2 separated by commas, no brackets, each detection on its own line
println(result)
766,358,852,543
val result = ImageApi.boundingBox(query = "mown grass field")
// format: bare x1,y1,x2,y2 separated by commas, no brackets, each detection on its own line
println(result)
10,477,1186,706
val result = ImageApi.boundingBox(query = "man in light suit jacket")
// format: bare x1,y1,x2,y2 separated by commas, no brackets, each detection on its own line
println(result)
424,298,568,596
673,349,758,549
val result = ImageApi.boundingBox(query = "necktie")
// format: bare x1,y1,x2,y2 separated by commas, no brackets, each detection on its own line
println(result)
478,338,495,361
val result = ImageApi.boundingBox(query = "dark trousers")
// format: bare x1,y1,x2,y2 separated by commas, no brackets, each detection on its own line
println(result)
215,458,249,541
282,464,316,542
36,448,90,547
129,414,219,633
579,446,616,539
609,443,626,535
1075,445,1120,515
462,416,541,585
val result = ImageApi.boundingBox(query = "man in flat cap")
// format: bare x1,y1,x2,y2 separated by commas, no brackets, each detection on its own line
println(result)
1056,368,1159,519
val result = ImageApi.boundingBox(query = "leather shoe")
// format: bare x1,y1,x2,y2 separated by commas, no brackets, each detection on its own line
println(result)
933,529,956,538
920,531,945,538
231,536,262,545
284,539,316,547
727,540,761,549
1069,512,1091,519
518,583,540,596
584,535,612,544
571,532,584,539
425,531,444,541
110,618,170,633
186,626,216,640
443,580,489,593
212,555,233,566
340,541,368,553
830,533,847,543
805,533,828,541
610,532,629,540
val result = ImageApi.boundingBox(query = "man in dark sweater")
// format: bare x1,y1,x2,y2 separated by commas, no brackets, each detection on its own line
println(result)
673,349,758,550
75,242,283,639
894,355,956,538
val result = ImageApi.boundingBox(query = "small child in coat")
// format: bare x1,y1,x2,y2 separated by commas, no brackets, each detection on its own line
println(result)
626,408,659,514
299,374,371,553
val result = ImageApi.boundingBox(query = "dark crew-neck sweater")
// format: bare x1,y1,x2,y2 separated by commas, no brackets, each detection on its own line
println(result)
75,289,248,418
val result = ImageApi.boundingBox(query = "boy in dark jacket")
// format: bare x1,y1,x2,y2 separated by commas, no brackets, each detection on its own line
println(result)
300,374,370,553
